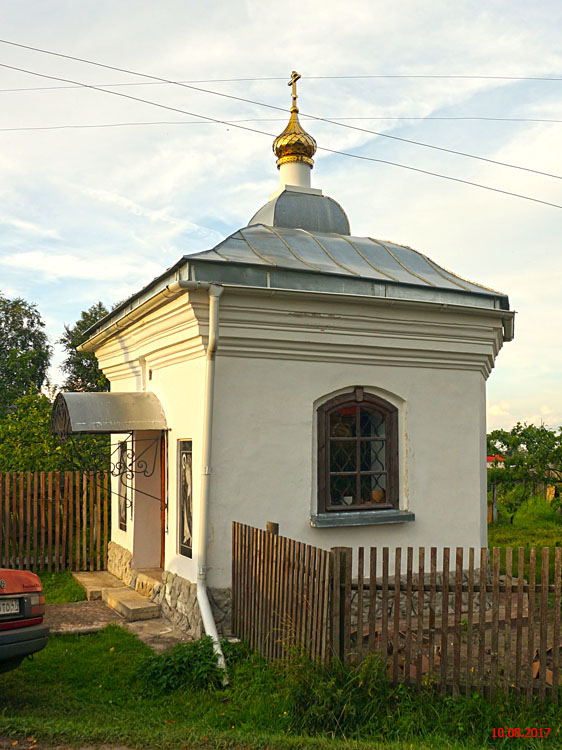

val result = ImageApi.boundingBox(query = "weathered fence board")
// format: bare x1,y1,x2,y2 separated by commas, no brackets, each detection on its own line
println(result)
232,522,562,702
0,471,110,572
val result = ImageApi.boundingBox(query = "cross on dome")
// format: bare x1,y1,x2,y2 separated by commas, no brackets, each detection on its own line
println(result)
289,70,301,111
272,70,317,175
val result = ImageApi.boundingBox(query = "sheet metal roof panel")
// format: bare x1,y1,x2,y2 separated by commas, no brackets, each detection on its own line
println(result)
345,237,412,283
220,227,310,269
306,233,380,277
51,392,167,436
209,233,270,265
264,226,344,273
187,223,508,304
188,256,502,308
248,191,351,235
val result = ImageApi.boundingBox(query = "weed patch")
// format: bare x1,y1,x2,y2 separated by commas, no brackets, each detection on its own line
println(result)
139,637,224,694
283,651,562,745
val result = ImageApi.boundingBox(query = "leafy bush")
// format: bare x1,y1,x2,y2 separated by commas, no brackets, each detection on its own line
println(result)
513,493,561,524
138,636,252,696
221,637,252,667
496,484,534,521
139,637,224,694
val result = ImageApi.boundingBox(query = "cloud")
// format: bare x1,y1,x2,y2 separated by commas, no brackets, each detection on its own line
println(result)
489,402,513,419
79,185,219,240
0,216,60,239
0,250,161,283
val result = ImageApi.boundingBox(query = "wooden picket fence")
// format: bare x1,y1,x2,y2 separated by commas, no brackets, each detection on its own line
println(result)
232,521,562,702
0,471,110,572
232,521,332,661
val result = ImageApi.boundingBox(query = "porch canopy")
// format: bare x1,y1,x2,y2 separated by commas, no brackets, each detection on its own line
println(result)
51,391,167,439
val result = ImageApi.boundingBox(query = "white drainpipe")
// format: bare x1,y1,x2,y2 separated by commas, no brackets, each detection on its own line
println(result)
196,284,227,673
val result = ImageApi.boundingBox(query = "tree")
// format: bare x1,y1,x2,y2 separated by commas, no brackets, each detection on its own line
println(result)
0,293,51,416
487,423,562,519
0,391,109,472
59,301,109,392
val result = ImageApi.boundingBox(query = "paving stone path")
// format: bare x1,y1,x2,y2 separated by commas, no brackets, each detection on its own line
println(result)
43,601,122,635
43,600,192,652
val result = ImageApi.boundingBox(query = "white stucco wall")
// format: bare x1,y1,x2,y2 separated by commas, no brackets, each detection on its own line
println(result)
94,286,506,589
206,355,486,586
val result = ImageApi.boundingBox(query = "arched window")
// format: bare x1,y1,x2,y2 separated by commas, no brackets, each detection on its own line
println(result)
317,387,398,513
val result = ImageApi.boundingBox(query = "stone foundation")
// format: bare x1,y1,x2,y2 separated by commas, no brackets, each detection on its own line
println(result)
107,541,134,586
150,570,232,638
350,571,492,625
107,542,232,638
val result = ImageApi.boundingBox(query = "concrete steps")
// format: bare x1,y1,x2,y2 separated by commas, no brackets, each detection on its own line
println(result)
134,568,163,599
73,571,123,601
103,586,160,622
73,568,162,623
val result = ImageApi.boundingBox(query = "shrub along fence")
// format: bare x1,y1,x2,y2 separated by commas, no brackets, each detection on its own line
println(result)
0,471,110,572
232,521,562,702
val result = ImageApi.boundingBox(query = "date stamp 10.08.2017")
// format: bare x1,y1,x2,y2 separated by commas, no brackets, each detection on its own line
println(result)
491,727,551,739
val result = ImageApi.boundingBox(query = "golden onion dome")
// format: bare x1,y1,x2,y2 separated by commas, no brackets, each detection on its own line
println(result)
273,71,317,169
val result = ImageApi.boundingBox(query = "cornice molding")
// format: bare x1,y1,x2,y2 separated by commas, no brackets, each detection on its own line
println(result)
96,287,504,382
215,339,495,377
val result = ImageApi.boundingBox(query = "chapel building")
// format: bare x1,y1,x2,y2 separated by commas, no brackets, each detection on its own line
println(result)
53,73,514,637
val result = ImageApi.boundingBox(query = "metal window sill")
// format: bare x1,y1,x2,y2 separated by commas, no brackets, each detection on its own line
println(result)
310,510,415,528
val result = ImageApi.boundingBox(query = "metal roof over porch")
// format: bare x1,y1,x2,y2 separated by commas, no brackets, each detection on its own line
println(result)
51,392,167,438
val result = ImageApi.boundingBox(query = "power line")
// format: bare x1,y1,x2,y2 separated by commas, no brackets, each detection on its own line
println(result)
2,116,562,134
2,77,561,93
320,146,562,210
0,62,560,211
0,78,286,93
2,41,562,82
0,39,560,181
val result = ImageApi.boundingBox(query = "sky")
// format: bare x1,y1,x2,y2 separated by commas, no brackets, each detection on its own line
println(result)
0,0,561,431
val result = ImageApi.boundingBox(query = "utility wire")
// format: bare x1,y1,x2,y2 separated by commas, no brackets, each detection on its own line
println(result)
2,116,562,133
320,146,562,210
0,39,560,180
1,61,561,211
3,80,562,94
2,42,562,82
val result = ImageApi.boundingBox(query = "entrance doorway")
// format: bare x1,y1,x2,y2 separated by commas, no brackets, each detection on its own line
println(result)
131,430,167,571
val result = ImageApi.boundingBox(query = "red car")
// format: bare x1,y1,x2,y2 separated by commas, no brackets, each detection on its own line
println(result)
0,569,49,673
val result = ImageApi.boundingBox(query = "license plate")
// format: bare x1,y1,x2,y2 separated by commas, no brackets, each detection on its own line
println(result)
0,598,19,615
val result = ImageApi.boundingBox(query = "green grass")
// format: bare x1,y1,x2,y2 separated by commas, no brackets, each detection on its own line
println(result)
488,494,562,578
38,570,87,604
1,625,561,749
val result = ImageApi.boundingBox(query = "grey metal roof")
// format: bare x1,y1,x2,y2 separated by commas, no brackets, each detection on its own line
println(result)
248,189,350,234
186,223,509,310
81,202,511,347
51,392,167,437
